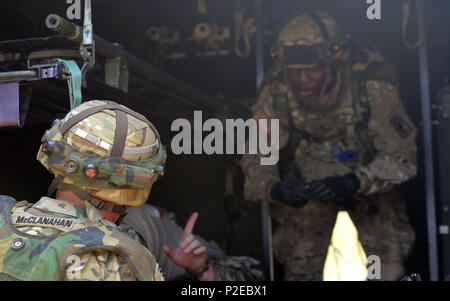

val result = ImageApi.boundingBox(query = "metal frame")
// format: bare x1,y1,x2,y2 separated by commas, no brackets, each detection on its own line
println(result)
417,0,439,281
254,0,275,281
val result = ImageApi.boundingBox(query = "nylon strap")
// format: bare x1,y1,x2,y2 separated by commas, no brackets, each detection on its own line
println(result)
308,10,330,41
58,182,128,220
47,175,64,197
55,59,82,110
103,101,161,143
61,103,128,157
111,109,128,157
60,102,161,154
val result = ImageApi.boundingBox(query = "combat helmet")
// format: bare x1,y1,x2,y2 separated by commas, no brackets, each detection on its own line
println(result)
276,10,349,69
37,100,166,219
275,10,351,103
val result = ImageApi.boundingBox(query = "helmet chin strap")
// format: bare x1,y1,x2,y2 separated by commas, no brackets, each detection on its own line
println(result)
56,182,127,224
318,65,333,99
47,175,64,197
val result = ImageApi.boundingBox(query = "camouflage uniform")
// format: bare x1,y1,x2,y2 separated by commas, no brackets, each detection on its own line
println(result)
120,204,263,281
0,100,166,281
0,195,163,281
240,11,416,280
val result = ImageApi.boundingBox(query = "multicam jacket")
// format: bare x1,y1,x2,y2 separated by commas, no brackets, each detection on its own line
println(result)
0,195,163,281
240,41,417,203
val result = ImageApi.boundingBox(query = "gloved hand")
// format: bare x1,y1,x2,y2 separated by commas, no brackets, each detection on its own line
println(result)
302,173,360,209
270,179,310,208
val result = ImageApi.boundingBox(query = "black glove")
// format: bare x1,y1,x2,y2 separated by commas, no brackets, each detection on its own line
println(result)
303,173,360,209
271,179,310,208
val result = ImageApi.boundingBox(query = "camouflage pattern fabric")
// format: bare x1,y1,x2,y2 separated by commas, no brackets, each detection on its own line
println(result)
272,190,414,280
276,11,350,69
61,100,158,161
240,40,417,280
0,195,164,281
36,100,166,207
209,256,263,281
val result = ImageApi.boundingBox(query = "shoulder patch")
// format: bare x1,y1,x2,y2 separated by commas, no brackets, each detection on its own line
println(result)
390,114,412,138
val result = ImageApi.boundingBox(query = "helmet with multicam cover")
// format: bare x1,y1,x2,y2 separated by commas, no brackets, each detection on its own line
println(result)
276,10,350,69
37,100,166,209
274,11,352,109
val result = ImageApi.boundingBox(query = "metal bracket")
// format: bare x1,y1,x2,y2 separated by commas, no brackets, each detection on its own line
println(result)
0,59,81,86
79,0,95,87
0,58,82,128
105,56,129,92
27,61,59,79
29,59,82,109
0,60,59,84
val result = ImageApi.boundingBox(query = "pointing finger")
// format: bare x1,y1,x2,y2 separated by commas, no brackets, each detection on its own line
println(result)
184,212,198,235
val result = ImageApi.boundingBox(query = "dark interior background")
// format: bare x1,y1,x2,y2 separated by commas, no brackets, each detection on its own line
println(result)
1,0,450,280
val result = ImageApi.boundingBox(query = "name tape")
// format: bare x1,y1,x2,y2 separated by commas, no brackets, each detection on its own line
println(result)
14,215,75,230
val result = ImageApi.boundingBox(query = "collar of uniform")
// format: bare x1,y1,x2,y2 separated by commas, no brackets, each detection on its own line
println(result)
33,197,87,219
84,200,111,223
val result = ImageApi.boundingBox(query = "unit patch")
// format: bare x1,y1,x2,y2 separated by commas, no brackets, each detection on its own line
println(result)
390,114,412,138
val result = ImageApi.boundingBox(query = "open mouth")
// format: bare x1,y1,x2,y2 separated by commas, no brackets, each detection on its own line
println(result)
299,89,314,97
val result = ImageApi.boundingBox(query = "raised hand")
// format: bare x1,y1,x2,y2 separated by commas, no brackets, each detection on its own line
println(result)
162,212,208,274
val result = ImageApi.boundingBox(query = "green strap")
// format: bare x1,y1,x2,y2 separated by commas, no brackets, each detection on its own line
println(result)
55,59,82,110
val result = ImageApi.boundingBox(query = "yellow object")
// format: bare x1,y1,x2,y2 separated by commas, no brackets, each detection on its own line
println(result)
323,211,368,281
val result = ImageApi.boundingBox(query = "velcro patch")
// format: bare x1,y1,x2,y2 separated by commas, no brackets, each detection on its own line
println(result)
13,214,76,230
390,114,412,138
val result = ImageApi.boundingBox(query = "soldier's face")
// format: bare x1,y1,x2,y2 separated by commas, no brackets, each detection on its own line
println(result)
287,65,327,101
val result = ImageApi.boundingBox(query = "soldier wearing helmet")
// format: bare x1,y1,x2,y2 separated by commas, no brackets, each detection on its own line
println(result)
240,11,416,280
0,100,166,281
